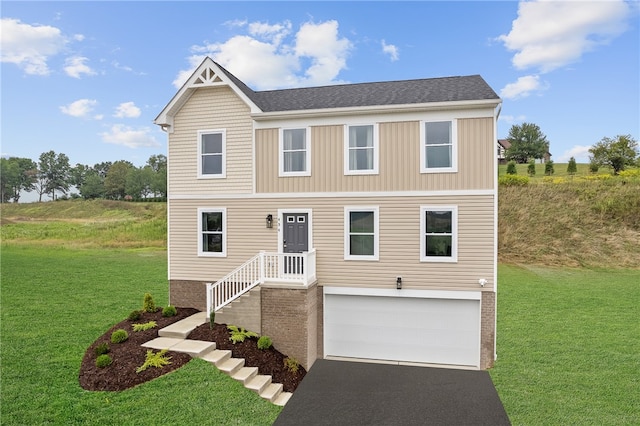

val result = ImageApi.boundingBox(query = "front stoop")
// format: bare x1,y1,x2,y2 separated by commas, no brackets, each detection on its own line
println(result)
143,314,292,406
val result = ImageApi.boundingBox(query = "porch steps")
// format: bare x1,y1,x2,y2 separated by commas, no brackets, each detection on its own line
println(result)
143,314,293,406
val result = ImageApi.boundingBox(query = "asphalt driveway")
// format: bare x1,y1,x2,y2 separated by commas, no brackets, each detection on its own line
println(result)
274,359,510,426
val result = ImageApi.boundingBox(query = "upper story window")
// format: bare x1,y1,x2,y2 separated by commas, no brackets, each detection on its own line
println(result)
344,206,379,261
198,129,226,178
420,206,458,262
344,124,379,175
280,128,311,176
198,207,227,257
420,120,457,173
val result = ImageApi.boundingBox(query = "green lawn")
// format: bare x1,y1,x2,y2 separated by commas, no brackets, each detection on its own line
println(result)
0,245,281,425
492,264,640,425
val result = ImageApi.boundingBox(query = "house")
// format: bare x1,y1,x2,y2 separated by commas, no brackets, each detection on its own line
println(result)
155,57,501,371
498,138,552,164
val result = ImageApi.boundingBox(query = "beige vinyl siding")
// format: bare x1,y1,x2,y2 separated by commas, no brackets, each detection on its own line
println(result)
169,86,253,195
256,117,494,193
169,194,494,291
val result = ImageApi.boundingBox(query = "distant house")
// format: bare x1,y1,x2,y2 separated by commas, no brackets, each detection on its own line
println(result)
155,57,502,371
498,138,552,164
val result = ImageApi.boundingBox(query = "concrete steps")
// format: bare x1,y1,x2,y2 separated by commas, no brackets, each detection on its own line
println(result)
143,313,292,406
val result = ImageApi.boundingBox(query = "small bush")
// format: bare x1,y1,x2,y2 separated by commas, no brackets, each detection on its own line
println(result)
499,175,529,186
142,293,157,313
96,354,112,368
527,160,536,176
162,305,177,317
227,325,259,344
589,161,600,174
567,157,577,175
94,342,110,356
136,349,172,373
545,160,555,176
127,310,142,321
209,310,215,329
283,357,300,373
506,161,517,175
132,321,157,332
257,336,273,350
110,329,129,344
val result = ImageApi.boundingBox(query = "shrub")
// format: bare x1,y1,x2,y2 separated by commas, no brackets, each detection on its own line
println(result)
567,157,578,175
136,349,172,373
527,160,536,176
142,293,157,313
95,354,112,368
257,336,273,350
127,310,142,321
589,161,600,174
283,357,300,373
209,310,215,329
110,329,129,344
132,321,157,332
227,325,258,344
506,161,517,175
545,160,555,176
94,342,110,356
498,175,529,186
162,305,177,317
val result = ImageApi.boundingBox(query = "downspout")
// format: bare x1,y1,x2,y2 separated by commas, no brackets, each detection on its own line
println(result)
493,101,502,363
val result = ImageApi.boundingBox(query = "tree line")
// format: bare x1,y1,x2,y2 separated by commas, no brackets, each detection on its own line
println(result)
0,151,167,203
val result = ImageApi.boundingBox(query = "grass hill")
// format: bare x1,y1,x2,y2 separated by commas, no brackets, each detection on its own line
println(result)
2,171,639,268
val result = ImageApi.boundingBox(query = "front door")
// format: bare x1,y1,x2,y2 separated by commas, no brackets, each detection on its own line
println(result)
282,213,308,274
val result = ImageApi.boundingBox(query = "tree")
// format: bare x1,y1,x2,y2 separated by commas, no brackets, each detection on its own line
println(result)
506,160,517,175
104,160,133,199
505,122,549,164
0,157,37,202
544,160,555,176
125,166,153,199
567,157,577,175
146,154,167,197
79,171,105,199
527,159,536,176
588,134,639,175
38,150,71,200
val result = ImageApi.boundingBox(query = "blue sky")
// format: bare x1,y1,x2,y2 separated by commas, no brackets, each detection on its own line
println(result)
2,1,639,177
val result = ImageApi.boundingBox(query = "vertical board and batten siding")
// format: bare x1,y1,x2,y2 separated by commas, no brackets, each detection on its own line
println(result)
255,117,494,193
169,195,494,290
169,86,253,195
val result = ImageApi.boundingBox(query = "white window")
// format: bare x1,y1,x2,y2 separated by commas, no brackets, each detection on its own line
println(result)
344,124,379,175
420,206,458,262
420,120,457,173
279,128,311,176
344,206,379,261
198,130,226,178
198,208,227,257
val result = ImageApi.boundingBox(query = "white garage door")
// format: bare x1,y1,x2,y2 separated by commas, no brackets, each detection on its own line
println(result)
324,288,481,367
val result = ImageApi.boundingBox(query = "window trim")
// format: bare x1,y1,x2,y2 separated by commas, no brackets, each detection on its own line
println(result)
419,119,457,173
344,206,379,261
198,207,227,257
344,124,379,175
198,129,226,179
420,205,458,263
279,127,311,177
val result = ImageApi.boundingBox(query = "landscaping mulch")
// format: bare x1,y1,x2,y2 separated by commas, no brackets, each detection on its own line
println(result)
79,308,306,393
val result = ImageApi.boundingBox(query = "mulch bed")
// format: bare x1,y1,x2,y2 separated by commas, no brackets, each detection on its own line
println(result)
79,308,306,393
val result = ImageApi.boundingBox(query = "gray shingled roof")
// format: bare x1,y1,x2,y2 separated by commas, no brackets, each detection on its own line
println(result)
215,61,499,113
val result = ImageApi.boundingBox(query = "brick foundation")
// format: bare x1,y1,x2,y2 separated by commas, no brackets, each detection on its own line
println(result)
169,280,207,312
480,291,496,369
261,284,318,370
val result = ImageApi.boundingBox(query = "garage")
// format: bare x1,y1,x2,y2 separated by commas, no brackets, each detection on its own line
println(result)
323,287,481,368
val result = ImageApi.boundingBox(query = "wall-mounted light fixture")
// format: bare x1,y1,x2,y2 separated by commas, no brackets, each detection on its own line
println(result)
478,278,488,287
396,276,402,290
266,214,273,229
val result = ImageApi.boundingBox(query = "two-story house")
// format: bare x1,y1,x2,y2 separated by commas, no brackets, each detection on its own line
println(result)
155,57,501,371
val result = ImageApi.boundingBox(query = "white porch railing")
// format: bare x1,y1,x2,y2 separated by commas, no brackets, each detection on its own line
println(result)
206,249,316,317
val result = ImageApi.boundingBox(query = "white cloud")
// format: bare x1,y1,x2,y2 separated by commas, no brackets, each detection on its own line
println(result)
114,102,141,118
381,40,399,61
60,99,98,118
557,145,592,163
174,19,352,90
498,0,633,72
499,114,527,125
500,75,548,100
100,125,160,148
0,18,67,75
64,56,96,78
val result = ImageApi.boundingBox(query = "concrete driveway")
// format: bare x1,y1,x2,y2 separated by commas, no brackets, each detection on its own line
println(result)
274,359,510,426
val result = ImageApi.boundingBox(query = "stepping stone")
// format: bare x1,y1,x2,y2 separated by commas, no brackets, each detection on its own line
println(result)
246,375,272,394
232,367,259,385
169,340,216,357
158,314,207,338
261,382,283,403
142,337,183,350
218,357,244,375
274,392,293,406
201,349,231,366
